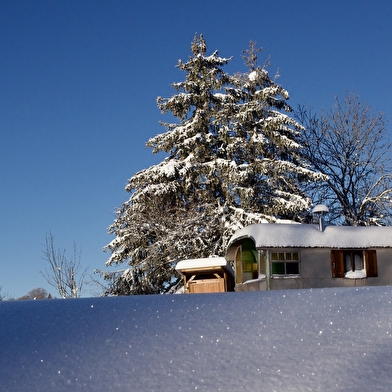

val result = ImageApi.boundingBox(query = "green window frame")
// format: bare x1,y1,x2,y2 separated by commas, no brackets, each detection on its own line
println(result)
271,251,300,276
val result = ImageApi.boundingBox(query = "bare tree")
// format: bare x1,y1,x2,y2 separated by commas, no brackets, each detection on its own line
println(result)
296,93,392,226
41,233,88,298
18,288,50,300
0,284,13,301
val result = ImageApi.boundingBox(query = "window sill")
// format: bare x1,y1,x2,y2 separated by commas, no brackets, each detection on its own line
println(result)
345,270,366,279
272,275,301,279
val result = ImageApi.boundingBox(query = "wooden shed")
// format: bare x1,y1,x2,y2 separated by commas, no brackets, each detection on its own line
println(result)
175,257,235,294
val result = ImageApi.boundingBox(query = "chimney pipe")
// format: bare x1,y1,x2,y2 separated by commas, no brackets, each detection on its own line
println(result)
312,204,329,232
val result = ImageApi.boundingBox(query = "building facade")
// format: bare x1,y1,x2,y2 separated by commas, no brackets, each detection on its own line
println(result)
226,223,392,292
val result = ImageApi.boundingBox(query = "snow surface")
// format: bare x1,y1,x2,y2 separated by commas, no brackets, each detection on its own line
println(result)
230,223,392,249
1,287,392,391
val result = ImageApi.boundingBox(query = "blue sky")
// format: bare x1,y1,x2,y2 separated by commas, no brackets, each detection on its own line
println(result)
1,0,392,298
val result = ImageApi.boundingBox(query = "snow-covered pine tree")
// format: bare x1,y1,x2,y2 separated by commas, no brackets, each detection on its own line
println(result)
102,36,322,295
228,41,324,221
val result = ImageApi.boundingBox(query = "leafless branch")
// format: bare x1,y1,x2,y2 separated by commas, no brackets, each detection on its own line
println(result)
40,233,88,298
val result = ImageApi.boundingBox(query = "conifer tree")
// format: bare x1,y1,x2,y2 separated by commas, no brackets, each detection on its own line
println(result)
228,41,324,221
102,36,322,295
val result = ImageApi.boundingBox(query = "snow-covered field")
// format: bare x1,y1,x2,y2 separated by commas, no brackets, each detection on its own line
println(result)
1,286,392,391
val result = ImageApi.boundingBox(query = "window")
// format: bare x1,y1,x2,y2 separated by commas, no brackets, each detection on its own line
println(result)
331,249,378,279
243,261,258,274
271,251,300,276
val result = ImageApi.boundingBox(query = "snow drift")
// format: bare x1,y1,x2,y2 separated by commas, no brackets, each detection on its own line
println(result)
1,286,392,391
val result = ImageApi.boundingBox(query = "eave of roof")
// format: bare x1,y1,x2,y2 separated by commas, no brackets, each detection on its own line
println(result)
228,223,392,249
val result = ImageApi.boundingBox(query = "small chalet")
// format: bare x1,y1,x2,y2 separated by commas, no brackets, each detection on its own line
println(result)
175,257,234,293
227,222,392,291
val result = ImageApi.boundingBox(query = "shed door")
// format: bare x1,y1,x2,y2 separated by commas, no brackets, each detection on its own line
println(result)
235,246,242,285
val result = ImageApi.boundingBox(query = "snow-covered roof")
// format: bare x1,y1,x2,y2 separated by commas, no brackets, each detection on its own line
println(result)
228,223,392,249
176,257,233,275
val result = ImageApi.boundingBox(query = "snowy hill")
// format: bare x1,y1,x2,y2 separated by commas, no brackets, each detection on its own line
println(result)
1,287,392,391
